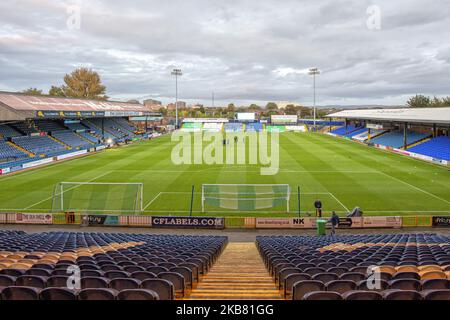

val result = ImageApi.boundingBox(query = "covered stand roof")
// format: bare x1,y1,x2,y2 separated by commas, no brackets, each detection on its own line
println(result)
0,91,151,121
327,107,450,124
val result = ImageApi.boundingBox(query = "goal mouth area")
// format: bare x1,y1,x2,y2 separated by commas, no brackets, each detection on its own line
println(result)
201,184,291,212
51,182,144,214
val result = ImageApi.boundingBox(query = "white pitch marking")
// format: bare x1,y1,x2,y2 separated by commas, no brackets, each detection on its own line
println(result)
143,192,162,210
379,171,450,205
23,171,112,210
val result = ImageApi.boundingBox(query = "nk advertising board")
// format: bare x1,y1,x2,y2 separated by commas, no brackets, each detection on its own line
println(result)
256,216,398,229
151,216,225,229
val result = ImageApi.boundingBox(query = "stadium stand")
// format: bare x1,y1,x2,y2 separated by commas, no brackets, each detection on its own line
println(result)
344,128,367,138
0,124,22,138
370,130,430,148
11,135,67,156
257,234,450,300
246,123,263,132
0,230,227,300
34,120,67,132
0,139,28,162
352,129,387,142
330,125,363,136
9,122,39,135
51,130,93,149
64,121,89,132
224,123,243,132
407,136,450,161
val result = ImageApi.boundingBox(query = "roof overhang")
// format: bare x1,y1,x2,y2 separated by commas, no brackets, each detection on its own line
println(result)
327,107,450,124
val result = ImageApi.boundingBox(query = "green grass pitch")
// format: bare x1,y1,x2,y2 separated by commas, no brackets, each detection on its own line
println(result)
0,132,449,217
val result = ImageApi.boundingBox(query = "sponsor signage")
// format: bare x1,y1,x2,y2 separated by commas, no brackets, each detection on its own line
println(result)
432,216,450,228
266,125,286,132
271,115,298,124
56,150,87,160
0,167,11,175
363,216,402,228
84,215,119,226
151,216,225,229
15,213,53,224
256,218,293,228
37,110,107,118
256,217,317,229
236,113,256,122
285,125,306,132
182,118,229,123
338,217,363,228
96,145,106,151
291,217,316,229
22,157,54,169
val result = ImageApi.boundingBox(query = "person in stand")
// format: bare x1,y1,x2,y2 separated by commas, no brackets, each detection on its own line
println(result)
328,211,340,235
314,199,322,217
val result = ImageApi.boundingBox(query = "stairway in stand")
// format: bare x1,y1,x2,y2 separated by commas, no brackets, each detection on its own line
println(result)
187,242,282,300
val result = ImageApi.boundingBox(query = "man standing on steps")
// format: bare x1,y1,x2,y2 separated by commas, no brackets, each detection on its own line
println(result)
328,211,340,236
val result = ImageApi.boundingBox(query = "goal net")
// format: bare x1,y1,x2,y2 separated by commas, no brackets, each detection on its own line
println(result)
202,184,290,212
51,182,144,214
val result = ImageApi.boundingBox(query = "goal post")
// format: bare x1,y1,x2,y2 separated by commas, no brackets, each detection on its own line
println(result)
201,184,290,213
51,182,144,214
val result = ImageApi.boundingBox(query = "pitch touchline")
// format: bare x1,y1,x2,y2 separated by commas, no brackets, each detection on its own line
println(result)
379,171,450,205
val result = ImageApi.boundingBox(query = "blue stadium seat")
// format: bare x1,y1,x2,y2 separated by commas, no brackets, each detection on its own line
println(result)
408,136,450,161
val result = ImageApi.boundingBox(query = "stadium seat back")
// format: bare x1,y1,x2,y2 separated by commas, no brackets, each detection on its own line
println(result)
117,289,159,300
141,279,175,300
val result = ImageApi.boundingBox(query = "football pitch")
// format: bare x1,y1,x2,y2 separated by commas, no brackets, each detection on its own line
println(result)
0,132,449,217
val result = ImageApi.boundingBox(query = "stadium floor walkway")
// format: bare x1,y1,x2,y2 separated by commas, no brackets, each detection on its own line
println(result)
186,242,282,300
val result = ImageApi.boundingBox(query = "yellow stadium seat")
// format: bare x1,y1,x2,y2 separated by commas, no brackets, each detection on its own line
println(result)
10,262,32,270
421,271,447,280
418,265,442,272
379,266,396,275
395,265,419,273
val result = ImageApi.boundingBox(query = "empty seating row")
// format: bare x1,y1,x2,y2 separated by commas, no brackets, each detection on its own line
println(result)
371,130,429,148
0,124,22,138
34,120,67,132
330,125,363,136
10,122,39,135
0,231,227,300
293,288,450,300
11,135,67,155
0,286,160,300
407,136,450,161
257,234,450,300
0,139,28,161
51,130,92,149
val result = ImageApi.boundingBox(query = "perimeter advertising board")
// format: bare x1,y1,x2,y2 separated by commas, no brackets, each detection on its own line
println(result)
83,215,119,226
151,216,225,229
15,213,53,224
271,115,298,124
362,216,402,228
432,216,450,227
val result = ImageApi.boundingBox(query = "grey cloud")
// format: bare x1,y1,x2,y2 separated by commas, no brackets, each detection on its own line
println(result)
0,0,449,107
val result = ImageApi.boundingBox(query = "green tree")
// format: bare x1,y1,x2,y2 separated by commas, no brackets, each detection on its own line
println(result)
22,88,43,95
51,68,108,100
406,95,431,108
284,104,298,115
227,103,236,113
48,85,66,97
265,102,278,110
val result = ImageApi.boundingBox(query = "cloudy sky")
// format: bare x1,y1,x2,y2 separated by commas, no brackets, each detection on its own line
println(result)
0,0,449,107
